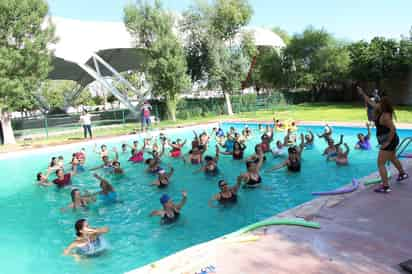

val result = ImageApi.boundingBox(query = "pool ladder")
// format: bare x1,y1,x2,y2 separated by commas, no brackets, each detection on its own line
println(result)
396,137,412,157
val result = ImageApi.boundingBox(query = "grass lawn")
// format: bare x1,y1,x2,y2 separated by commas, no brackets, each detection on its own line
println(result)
2,103,412,152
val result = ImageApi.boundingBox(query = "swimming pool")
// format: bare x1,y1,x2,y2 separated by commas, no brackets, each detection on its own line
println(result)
1,122,410,274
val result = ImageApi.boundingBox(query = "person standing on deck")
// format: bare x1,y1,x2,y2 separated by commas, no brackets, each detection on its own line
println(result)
79,110,92,139
358,87,408,193
141,101,152,132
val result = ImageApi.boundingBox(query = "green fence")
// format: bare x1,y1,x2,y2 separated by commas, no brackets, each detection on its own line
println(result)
12,109,134,141
11,90,321,141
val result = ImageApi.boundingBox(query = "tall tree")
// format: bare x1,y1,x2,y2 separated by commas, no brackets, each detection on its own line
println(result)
183,0,254,115
283,26,350,99
348,37,411,87
41,80,94,112
0,0,56,144
249,47,283,90
124,0,190,121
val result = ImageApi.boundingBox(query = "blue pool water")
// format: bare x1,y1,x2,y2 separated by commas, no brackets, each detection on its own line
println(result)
1,122,410,274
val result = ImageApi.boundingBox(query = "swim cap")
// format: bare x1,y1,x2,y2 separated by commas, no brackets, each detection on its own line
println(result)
160,194,170,205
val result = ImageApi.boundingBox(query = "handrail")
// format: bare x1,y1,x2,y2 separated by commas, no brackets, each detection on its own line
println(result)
396,137,412,157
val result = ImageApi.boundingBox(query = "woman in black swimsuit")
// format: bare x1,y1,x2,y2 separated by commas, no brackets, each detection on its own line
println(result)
219,141,246,160
150,166,174,188
151,166,174,188
238,151,264,188
268,134,305,173
358,87,408,193
150,192,187,224
209,179,241,207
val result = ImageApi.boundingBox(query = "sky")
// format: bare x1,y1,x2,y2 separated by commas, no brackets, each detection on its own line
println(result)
48,0,411,41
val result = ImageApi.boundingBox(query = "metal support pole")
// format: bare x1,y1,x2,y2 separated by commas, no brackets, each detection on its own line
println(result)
44,114,48,139
77,63,139,116
92,53,145,96
122,110,125,124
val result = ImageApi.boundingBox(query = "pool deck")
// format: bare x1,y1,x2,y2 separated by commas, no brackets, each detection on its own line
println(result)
127,160,412,274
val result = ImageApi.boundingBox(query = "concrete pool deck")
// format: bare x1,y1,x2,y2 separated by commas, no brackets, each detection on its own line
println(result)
127,160,412,274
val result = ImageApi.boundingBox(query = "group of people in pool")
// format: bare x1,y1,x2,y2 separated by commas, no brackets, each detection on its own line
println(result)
38,89,409,258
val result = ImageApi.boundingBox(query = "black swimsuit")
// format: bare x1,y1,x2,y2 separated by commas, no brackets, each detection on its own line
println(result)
158,177,169,188
375,113,399,151
287,159,301,172
161,209,180,224
218,191,237,204
246,174,262,187
233,150,243,160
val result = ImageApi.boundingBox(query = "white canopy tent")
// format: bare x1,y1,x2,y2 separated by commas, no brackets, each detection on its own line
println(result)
46,17,286,113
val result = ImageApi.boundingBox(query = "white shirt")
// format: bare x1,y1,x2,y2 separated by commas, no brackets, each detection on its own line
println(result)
80,114,91,125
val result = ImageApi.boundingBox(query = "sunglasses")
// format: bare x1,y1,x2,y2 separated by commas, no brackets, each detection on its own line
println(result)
219,183,228,188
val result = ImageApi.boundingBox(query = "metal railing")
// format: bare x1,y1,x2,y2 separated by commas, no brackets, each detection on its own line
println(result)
396,137,412,157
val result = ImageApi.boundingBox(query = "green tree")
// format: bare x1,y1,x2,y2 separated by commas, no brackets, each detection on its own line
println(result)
73,88,95,107
272,26,290,45
124,0,190,121
0,0,56,144
40,80,94,112
183,0,254,115
283,27,350,99
348,37,411,87
249,47,283,90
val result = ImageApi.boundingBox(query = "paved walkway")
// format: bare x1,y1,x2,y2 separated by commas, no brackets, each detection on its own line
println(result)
129,161,412,274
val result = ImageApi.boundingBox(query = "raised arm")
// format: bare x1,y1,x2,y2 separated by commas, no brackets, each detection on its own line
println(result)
70,164,78,177
167,166,174,178
256,152,264,171
357,87,377,108
298,134,305,156
193,130,199,142
344,143,350,156
112,148,119,161
176,192,187,210
309,130,314,141
232,177,242,192
366,123,371,139
283,132,290,146
336,134,344,147
268,126,274,141
158,142,165,158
